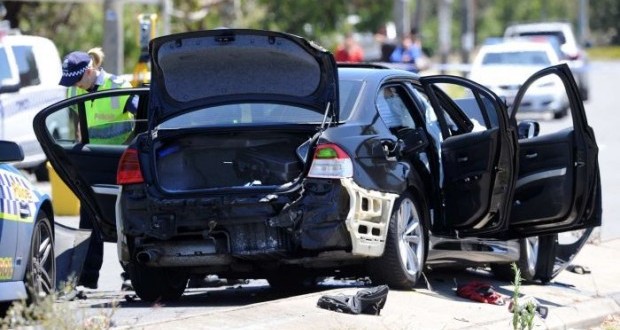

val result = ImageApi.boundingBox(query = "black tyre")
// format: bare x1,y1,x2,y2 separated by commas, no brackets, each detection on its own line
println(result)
368,192,428,289
491,235,555,282
26,211,56,303
128,263,189,302
491,228,592,284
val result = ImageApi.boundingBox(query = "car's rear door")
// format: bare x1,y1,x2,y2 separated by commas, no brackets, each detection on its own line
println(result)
419,76,518,237
33,88,149,242
505,63,600,238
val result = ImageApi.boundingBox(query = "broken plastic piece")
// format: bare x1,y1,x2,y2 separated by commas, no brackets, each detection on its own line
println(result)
566,264,591,274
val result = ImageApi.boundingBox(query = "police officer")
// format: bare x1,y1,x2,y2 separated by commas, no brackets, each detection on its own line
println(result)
59,47,134,290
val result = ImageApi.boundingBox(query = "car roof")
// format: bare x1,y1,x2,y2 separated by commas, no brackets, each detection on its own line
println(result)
506,22,572,32
472,40,560,66
479,40,556,52
337,65,420,82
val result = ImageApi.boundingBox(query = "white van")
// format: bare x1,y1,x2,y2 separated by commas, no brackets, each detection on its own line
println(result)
0,33,67,180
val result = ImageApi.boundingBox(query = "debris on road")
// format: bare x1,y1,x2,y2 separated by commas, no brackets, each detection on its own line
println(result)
456,281,506,305
317,285,389,315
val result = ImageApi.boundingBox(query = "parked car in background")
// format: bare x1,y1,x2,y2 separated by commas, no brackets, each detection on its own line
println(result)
0,31,67,181
0,140,55,314
504,21,590,101
35,29,600,303
469,39,570,119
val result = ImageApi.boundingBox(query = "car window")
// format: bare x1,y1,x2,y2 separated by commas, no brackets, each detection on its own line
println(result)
0,47,12,82
339,80,363,120
517,31,566,45
11,45,40,87
482,51,551,66
159,80,363,128
159,103,325,128
408,84,443,144
376,85,417,130
430,83,495,133
45,94,145,146
513,71,573,134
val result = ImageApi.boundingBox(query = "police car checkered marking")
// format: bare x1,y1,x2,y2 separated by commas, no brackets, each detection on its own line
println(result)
0,169,38,223
0,257,14,280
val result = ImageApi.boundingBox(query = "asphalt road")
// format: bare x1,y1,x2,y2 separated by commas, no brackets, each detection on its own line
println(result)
33,60,620,328
584,61,620,242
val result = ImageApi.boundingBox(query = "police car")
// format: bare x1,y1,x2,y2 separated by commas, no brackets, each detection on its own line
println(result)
0,140,55,312
0,25,68,181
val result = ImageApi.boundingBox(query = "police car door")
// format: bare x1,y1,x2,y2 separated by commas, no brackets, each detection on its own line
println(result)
33,88,149,242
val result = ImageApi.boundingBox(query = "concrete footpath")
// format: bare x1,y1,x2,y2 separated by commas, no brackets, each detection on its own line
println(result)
120,239,620,330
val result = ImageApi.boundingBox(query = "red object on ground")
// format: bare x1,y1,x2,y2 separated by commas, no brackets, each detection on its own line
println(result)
456,281,506,305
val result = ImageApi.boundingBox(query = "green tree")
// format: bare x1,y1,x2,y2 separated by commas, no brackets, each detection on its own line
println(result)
590,0,620,44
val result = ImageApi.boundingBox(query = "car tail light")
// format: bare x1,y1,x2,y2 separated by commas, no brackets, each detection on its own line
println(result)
117,147,144,184
307,143,353,178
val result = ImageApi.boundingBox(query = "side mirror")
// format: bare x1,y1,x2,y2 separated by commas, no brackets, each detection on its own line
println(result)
517,120,540,139
0,140,24,162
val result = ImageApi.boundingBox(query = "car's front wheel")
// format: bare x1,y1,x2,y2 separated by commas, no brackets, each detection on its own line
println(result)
491,228,593,283
491,235,552,282
368,192,428,289
26,211,56,303
127,263,189,302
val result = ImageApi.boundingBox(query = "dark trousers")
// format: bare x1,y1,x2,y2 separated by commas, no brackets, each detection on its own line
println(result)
79,207,103,283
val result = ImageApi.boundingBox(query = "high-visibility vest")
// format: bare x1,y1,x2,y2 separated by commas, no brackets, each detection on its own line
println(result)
67,74,134,145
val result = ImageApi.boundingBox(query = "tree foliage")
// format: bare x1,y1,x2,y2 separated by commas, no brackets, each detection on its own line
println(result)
1,0,618,74
590,0,620,44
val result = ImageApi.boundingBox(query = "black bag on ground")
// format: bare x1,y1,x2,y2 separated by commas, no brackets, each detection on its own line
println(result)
316,285,389,315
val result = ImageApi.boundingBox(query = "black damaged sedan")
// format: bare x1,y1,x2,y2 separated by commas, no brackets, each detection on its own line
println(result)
34,29,601,302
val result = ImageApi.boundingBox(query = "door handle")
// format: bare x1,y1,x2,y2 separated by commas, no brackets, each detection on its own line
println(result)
457,156,468,163
525,152,538,159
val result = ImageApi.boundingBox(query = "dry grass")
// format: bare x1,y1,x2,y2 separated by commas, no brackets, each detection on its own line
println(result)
1,286,116,330
590,314,620,330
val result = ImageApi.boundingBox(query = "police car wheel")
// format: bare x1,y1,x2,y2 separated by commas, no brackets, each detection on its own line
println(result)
26,211,56,302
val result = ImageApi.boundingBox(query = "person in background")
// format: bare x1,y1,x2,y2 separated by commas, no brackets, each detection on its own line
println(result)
58,47,135,290
389,32,423,72
335,32,365,63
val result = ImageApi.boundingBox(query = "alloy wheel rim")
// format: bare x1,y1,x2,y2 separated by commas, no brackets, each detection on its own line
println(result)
397,198,424,277
30,219,55,299
525,236,539,275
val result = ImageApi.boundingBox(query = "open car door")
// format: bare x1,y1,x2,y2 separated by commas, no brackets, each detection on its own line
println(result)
506,63,601,238
420,75,518,237
33,88,149,242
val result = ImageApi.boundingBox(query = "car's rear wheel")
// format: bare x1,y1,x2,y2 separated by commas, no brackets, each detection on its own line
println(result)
127,263,189,302
26,211,56,303
369,192,427,289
